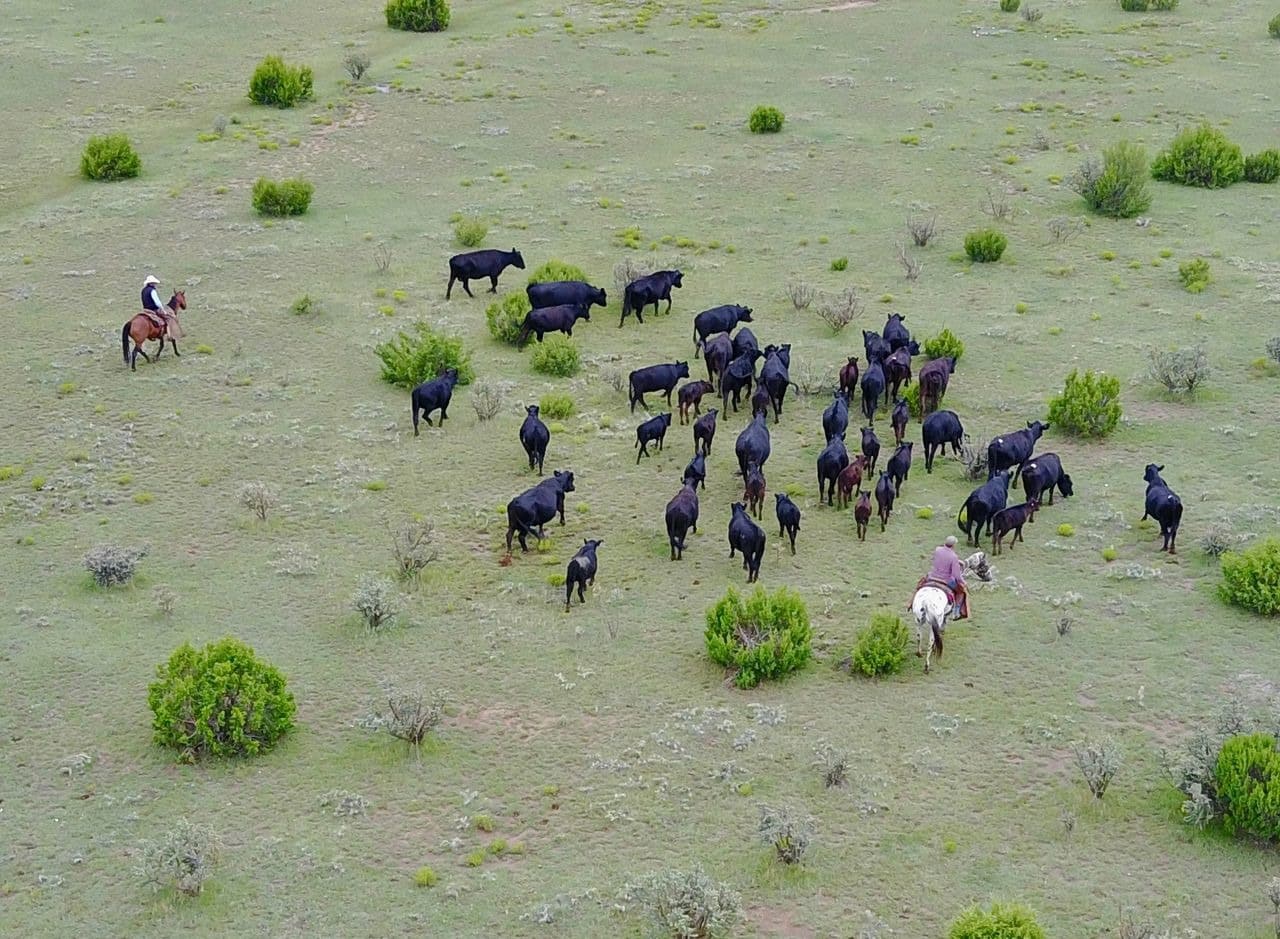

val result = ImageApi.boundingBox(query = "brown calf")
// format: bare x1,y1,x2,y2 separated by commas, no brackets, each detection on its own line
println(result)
991,499,1040,555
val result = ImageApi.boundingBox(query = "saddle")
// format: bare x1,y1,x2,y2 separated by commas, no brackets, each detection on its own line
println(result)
142,308,168,330
914,575,955,606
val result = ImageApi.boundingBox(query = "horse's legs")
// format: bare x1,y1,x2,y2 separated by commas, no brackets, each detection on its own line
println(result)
154,336,165,358
171,339,180,357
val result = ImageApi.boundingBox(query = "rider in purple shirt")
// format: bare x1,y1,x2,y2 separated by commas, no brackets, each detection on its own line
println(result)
923,535,969,619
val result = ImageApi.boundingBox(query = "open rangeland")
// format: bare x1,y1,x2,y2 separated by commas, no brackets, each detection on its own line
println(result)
2,0,1280,936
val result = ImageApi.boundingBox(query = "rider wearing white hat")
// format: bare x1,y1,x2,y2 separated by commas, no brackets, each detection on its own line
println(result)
141,275,164,320
917,534,970,619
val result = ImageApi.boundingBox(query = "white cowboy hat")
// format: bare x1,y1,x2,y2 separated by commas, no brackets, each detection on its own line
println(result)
944,535,958,547
143,274,160,286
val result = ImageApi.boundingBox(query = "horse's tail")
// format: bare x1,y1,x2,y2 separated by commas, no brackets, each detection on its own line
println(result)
932,618,944,659
121,320,131,366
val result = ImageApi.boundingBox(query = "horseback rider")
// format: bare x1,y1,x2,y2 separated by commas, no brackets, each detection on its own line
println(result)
140,274,172,332
916,535,969,620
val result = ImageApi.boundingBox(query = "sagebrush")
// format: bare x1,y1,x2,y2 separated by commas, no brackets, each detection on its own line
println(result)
620,865,743,939
1148,345,1209,394
137,818,219,897
1074,737,1122,799
705,586,813,689
361,685,446,758
83,542,148,587
757,803,816,865
353,575,399,631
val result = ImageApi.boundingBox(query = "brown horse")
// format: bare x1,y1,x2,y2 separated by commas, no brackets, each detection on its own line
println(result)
122,290,186,371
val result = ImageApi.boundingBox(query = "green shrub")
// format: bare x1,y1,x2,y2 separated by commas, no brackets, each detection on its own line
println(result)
147,637,297,762
1218,538,1280,615
1244,149,1280,183
1150,0,1178,8
851,612,909,678
830,257,849,272
1151,124,1244,189
376,322,474,389
80,134,141,181
413,866,438,888
1178,258,1211,293
486,292,533,345
1119,0,1149,10
705,586,812,689
527,259,589,286
539,392,575,419
901,383,923,419
529,335,580,377
251,177,314,217
386,0,450,32
1000,0,1021,11
248,55,314,108
1272,13,1280,38
453,216,487,247
949,902,1046,939
748,105,784,134
923,328,965,362
1215,734,1280,839
1047,369,1121,438
1072,140,1152,218
964,229,1007,263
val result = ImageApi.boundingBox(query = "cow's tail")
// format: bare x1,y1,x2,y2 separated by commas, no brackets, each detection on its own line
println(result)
410,389,420,436
121,321,131,366
622,286,633,319
516,315,532,348
957,500,972,536
693,324,702,357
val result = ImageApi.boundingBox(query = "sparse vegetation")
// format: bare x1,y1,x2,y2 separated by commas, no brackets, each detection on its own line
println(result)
343,52,371,82
469,380,505,421
137,819,219,897
252,177,314,216
248,55,313,108
1218,538,1280,615
237,481,277,521
1151,124,1244,189
815,287,863,332
1074,737,1122,799
148,637,297,761
850,611,909,677
1148,345,1210,394
705,586,813,689
375,322,474,388
786,280,815,312
386,0,450,32
83,542,148,587
1071,140,1152,218
748,105,784,134
907,213,938,247
620,865,743,939
1047,369,1122,438
529,334,581,377
80,133,141,181
360,685,445,758
757,803,815,865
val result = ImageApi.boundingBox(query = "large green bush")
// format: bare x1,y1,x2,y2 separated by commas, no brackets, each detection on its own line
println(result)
1271,13,1280,38
248,55,313,108
1218,538,1280,615
251,177,314,217
748,105,784,134
923,328,965,362
1215,734,1280,840
80,133,141,181
539,392,575,419
376,322,475,388
705,586,812,689
1047,369,1121,438
851,612,909,678
1151,124,1244,189
964,229,1007,263
1244,149,1280,184
529,334,581,377
386,0,450,32
148,638,297,762
949,902,1046,939
527,259,589,286
1072,140,1152,218
486,292,533,345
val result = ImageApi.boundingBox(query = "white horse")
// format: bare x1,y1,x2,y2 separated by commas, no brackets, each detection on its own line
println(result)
911,551,991,674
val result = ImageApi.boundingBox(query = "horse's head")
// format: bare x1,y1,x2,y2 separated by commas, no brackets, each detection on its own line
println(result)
170,289,187,312
964,551,993,582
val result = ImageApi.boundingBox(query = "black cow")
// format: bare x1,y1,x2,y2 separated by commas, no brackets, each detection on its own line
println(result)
958,470,1011,547
891,396,909,446
763,343,792,369
728,501,766,583
988,421,1050,481
863,329,891,366
621,269,683,326
861,426,881,475
693,305,753,354
446,248,525,299
875,470,896,532
775,493,801,555
817,432,850,506
683,451,706,490
921,409,964,474
694,408,718,456
411,367,460,436
860,358,886,421
666,480,700,560
527,280,607,311
751,384,770,420
703,333,733,384
564,539,602,612
678,380,716,425
519,404,550,475
629,362,690,413
635,413,672,463
991,500,1039,555
882,313,913,353
735,411,772,478
505,470,575,553
884,347,913,399
918,356,957,415
1021,453,1074,506
720,349,763,413
1142,463,1183,554
760,347,797,423
886,441,913,496
823,390,851,443
732,326,760,360
518,303,591,345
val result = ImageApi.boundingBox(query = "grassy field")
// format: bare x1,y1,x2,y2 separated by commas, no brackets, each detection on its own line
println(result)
3,0,1280,935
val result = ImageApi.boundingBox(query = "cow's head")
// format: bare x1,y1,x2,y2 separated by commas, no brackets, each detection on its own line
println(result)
1143,463,1164,485
1058,473,1075,498
510,249,526,269
671,270,684,288
553,470,575,492
440,367,460,385
674,362,690,378
659,413,672,428
704,408,718,421
582,538,603,550
593,287,608,307
1026,420,1049,436
738,307,753,322
526,404,540,418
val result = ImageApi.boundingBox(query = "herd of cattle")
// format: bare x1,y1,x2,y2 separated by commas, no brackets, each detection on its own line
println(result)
414,250,1187,611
